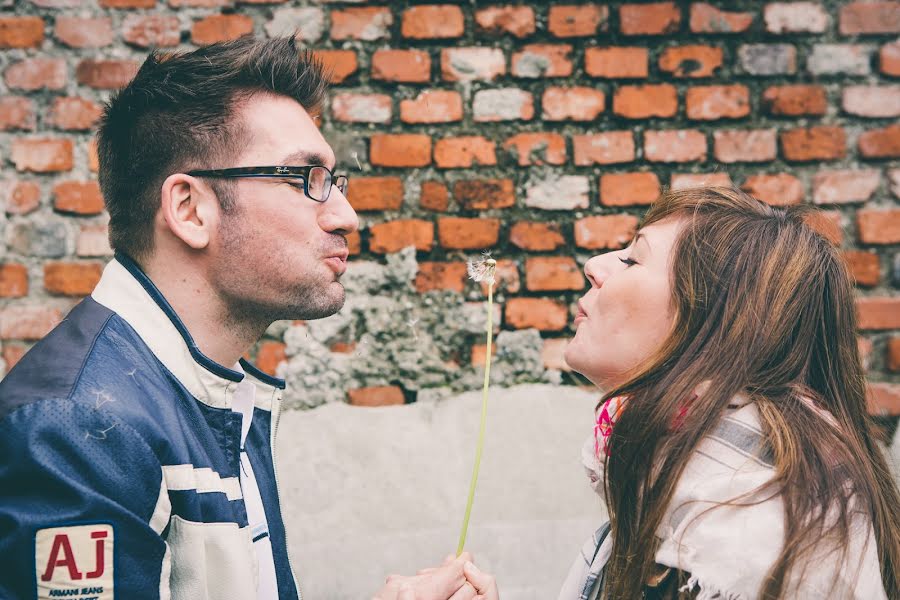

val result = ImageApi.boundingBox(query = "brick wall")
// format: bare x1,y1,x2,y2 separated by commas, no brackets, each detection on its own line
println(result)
1,2,898,429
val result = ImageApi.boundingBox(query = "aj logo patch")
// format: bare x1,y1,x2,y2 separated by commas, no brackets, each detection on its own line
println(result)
35,524,114,600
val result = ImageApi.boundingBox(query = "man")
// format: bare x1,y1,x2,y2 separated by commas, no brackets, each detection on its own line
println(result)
0,36,476,600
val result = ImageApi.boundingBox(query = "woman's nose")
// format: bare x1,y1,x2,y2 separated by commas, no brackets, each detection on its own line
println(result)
584,255,606,288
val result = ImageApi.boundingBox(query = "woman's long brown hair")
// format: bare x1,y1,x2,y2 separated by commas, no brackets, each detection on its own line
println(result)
600,187,900,599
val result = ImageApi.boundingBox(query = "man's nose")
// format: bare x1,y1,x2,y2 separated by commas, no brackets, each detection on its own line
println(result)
319,186,359,235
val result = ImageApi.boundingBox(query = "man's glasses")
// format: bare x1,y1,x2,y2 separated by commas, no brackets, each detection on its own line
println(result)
186,165,349,203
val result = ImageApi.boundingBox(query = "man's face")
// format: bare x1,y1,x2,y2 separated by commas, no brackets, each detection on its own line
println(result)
207,93,359,324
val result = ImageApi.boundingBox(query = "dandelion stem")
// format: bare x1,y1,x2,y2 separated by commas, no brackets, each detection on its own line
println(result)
457,280,493,556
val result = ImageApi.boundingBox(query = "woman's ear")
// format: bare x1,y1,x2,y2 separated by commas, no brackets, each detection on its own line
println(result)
159,173,219,250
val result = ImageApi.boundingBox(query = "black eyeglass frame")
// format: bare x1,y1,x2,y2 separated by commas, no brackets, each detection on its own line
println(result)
186,165,349,203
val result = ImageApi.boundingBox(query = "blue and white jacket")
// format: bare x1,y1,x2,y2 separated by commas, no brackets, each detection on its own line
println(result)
0,254,301,600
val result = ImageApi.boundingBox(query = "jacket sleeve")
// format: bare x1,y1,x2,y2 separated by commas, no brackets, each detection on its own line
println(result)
0,398,170,600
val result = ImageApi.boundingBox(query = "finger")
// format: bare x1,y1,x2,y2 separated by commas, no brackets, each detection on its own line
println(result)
443,554,455,565
415,559,467,598
448,582,477,600
463,562,498,595
416,567,437,576
385,574,401,584
398,584,415,600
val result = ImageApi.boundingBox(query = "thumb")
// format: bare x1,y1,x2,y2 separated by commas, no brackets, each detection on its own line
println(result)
463,561,495,593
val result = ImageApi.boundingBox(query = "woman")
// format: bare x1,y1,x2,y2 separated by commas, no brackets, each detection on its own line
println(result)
470,187,900,599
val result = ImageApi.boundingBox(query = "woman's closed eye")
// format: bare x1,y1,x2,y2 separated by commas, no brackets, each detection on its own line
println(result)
619,256,639,267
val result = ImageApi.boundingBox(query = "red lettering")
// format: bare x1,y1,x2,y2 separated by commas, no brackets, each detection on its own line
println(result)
40,534,82,582
86,530,107,579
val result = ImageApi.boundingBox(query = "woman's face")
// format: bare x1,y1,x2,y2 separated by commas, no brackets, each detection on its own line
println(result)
565,218,684,389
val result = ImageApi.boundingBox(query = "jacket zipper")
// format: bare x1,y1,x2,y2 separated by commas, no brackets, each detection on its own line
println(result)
271,395,302,600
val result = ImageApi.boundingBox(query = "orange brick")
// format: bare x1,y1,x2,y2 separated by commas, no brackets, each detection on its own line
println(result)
314,50,358,84
370,134,431,167
256,341,286,376
346,230,361,256
541,338,572,371
55,17,113,48
11,138,74,173
0,264,28,298
371,49,431,83
867,383,900,416
434,137,496,168
858,124,900,159
857,209,900,244
473,88,534,122
713,129,777,163
505,298,568,331
453,179,514,209
584,47,648,78
346,177,403,211
191,15,253,45
100,0,155,7
511,44,573,78
475,6,535,38
441,47,506,82
805,210,844,246
761,85,827,116
400,90,463,124
330,341,357,354
471,342,498,366
0,306,63,340
612,84,677,119
887,337,900,372
369,219,434,254
6,180,41,215
415,261,468,292
842,251,880,287
87,139,99,173
689,3,754,33
548,4,608,37
402,5,464,39
880,40,900,76
574,215,639,250
420,181,449,212
573,132,635,165
331,7,392,41
620,2,681,35
685,85,750,120
0,17,44,48
53,181,105,215
0,96,35,131
813,170,880,205
4,58,66,91
670,172,733,190
348,385,405,407
857,297,900,330
481,259,520,295
780,126,846,162
600,172,660,206
331,93,391,124
44,262,103,296
525,257,585,291
437,218,500,250
840,2,900,34
46,97,103,131
2,344,28,370
503,133,566,166
741,173,804,206
659,45,723,78
509,221,566,251
843,85,900,118
75,59,140,89
543,87,605,121
122,15,181,48
643,129,707,163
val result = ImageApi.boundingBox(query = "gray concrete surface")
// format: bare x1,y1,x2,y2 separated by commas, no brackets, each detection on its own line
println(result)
277,384,606,599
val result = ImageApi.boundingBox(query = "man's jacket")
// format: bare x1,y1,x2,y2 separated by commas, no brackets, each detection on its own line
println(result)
0,254,301,600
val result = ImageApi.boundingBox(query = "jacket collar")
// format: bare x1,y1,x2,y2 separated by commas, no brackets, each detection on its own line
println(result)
91,253,285,410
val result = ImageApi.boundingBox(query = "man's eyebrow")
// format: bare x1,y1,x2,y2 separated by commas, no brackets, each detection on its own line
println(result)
279,151,333,169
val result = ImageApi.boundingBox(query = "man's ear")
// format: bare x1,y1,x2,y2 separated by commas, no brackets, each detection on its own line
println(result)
159,174,219,250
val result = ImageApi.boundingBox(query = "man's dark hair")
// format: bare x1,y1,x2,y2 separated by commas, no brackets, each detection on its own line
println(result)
97,35,329,261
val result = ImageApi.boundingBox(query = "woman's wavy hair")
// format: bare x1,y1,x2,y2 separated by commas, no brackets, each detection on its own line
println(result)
601,186,900,599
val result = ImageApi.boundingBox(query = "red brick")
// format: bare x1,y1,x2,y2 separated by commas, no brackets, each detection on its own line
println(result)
840,2,900,35
53,180,104,215
644,129,707,163
399,90,462,124
0,306,63,340
548,4,608,37
511,44,573,78
346,231,361,256
331,93,391,124
437,218,500,250
574,215,639,250
434,137,496,169
415,261,468,292
713,129,777,163
805,210,844,245
76,59,140,89
473,88,534,122
12,138,74,173
44,262,103,296
543,87,605,121
122,15,181,48
55,17,113,48
453,179,514,209
505,298,568,331
525,257,584,291
76,224,112,258
690,3,754,33
329,341,357,355
584,47,648,78
843,251,880,287
620,2,681,35
5,180,41,215
867,383,900,416
670,172,733,191
612,84,677,119
4,58,66,91
503,133,566,166
659,45,723,78
509,221,565,251
168,0,229,8
880,40,900,76
780,126,846,162
346,176,403,211
441,48,506,82
600,172,661,206
541,338,572,372
255,341,285,376
686,85,750,120
858,124,900,158
573,132,635,165
87,139,99,173
0,96,35,131
369,219,434,254
843,85,900,118
887,337,900,372
420,181,449,212
2,344,28,371
764,2,829,33
402,5,464,39
348,385,405,407
314,50,358,84
471,343,498,366
857,209,900,244
47,97,103,131
761,85,827,116
0,17,44,48
740,173,804,206
475,6,535,38
191,15,253,45
813,170,880,205
100,0,155,7
372,49,431,83
0,264,28,298
859,336,875,371
370,134,431,168
857,297,900,330
331,7,392,41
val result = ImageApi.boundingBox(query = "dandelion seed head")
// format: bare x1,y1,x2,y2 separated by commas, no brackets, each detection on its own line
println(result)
467,254,497,285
